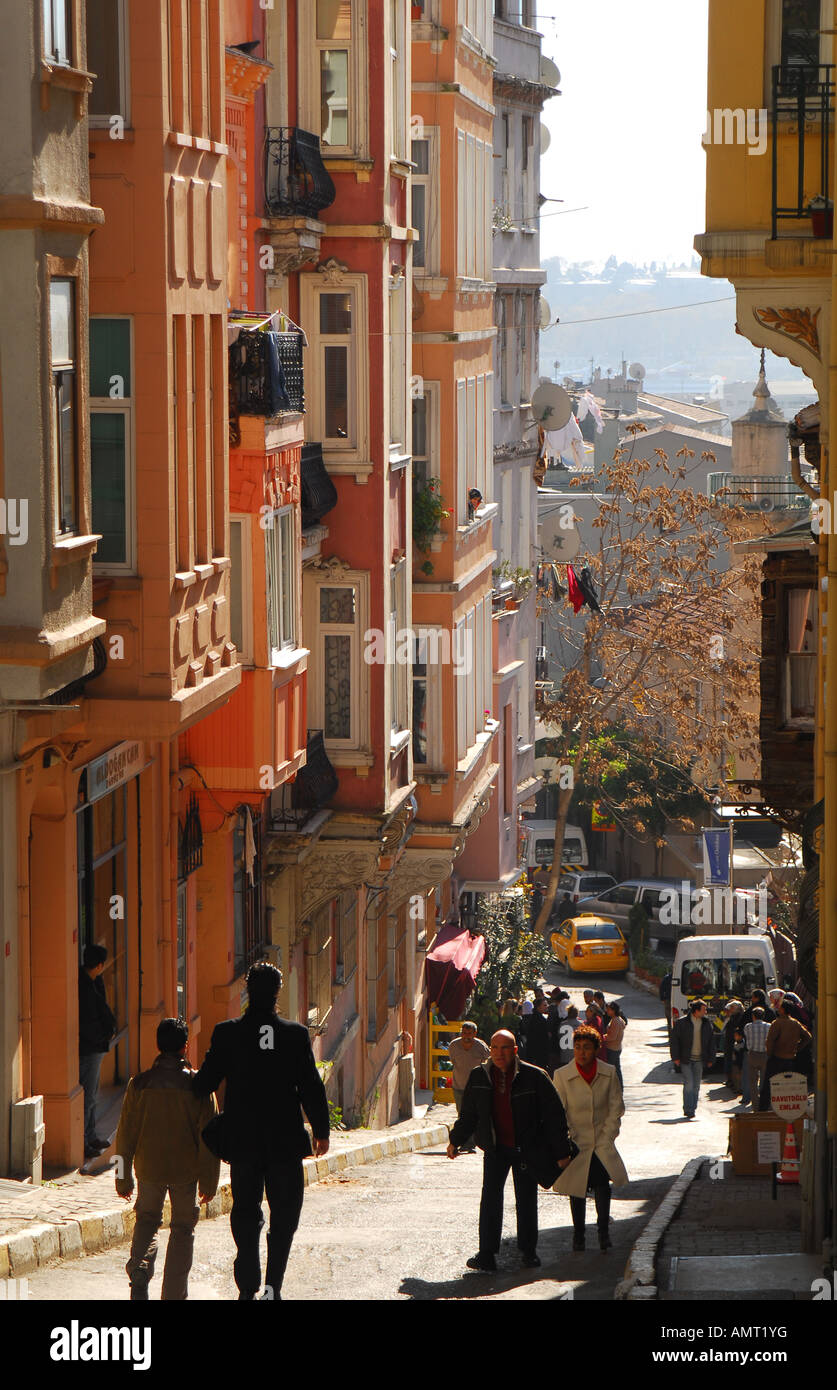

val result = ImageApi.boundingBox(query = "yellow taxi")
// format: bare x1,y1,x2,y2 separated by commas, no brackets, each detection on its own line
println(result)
549,914,630,976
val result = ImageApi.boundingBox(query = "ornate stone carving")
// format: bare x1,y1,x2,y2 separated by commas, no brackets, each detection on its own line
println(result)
386,852,456,913
317,257,350,284
307,554,354,579
753,306,821,358
299,843,381,916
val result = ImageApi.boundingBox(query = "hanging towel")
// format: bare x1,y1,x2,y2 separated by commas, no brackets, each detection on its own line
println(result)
577,565,602,614
244,806,257,887
544,413,586,467
567,563,585,614
576,391,605,434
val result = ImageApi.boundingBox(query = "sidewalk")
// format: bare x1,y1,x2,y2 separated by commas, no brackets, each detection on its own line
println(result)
617,1155,822,1301
0,1099,453,1281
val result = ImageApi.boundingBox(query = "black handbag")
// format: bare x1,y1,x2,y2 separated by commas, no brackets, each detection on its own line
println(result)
201,1112,231,1161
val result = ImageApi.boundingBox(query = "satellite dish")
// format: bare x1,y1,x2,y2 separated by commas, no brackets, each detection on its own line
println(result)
531,383,572,430
538,296,552,331
629,362,647,381
540,122,551,154
540,509,580,561
540,56,561,88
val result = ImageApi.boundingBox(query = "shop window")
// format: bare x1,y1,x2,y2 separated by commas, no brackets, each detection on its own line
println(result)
77,782,128,1077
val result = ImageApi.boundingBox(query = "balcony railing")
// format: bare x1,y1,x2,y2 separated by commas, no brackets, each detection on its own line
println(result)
771,64,835,239
229,327,305,419
269,731,339,832
264,127,336,218
300,443,338,530
708,472,811,513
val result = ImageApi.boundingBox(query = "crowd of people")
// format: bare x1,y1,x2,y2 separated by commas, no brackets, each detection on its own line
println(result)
444,981,630,1271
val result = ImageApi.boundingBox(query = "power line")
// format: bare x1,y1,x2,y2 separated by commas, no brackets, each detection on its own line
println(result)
547,296,735,328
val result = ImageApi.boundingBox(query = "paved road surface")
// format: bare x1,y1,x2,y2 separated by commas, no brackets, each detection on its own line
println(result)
25,973,741,1301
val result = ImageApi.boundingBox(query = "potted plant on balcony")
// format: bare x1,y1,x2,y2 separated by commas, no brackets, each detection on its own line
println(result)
413,476,451,576
807,194,834,238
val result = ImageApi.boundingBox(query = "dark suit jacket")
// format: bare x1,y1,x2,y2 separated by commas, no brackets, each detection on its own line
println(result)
448,1058,571,1167
78,968,117,1055
193,1009,329,1164
670,1014,715,1066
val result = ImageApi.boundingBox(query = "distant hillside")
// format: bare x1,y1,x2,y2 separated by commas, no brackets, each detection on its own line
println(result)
539,258,812,393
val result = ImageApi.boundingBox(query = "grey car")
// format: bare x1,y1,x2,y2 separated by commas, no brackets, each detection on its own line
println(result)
575,877,698,945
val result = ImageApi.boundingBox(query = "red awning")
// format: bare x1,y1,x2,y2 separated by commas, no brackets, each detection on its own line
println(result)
425,924,487,1021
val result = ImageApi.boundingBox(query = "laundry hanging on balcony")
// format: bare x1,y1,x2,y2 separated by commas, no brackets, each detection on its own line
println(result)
536,561,567,602
567,563,601,615
576,390,605,434
228,315,306,419
544,412,586,467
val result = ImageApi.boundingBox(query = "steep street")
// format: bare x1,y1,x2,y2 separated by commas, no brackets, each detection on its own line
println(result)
25,977,736,1301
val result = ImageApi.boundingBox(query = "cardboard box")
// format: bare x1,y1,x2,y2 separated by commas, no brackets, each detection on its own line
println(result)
728,1113,805,1176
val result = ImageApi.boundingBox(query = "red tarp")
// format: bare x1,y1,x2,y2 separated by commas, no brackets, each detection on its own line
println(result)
425,924,487,1021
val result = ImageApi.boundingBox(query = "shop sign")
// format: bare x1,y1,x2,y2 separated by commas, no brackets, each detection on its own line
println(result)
769,1072,809,1121
86,741,144,804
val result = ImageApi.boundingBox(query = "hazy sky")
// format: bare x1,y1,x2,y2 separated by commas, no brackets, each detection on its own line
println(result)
537,0,710,267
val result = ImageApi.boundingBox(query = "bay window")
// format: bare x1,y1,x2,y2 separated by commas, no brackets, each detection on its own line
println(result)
90,317,133,570
306,563,370,758
44,0,73,65
265,506,296,660
301,271,369,475
50,277,78,535
304,0,368,156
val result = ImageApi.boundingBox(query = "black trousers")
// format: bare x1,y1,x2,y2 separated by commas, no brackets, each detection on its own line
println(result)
229,1157,305,1297
479,1146,538,1255
569,1153,611,1234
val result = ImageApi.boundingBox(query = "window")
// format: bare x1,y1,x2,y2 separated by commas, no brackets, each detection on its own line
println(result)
411,131,439,275
411,380,439,489
784,586,817,723
336,890,357,983
781,0,821,68
233,808,265,976
176,882,188,1021
87,0,129,123
77,784,128,1075
90,318,133,570
459,0,491,48
306,902,333,1027
229,515,253,663
304,0,368,156
304,564,371,755
457,130,492,279
366,893,389,1042
389,273,407,452
301,273,369,472
456,370,494,520
389,562,409,735
44,0,73,65
265,507,296,659
498,294,512,405
390,0,407,160
49,277,78,536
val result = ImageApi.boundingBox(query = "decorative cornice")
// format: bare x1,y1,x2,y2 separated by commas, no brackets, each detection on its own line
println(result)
753,305,821,358
317,257,351,285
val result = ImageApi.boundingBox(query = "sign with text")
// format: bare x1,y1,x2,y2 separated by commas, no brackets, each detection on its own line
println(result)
769,1072,809,1121
86,740,144,804
702,826,733,887
756,1130,782,1164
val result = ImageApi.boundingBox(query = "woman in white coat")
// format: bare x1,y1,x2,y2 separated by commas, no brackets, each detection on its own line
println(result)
552,1025,628,1251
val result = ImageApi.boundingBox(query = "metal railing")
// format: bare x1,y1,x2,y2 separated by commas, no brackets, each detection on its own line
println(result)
229,327,304,417
300,443,338,529
264,127,336,218
708,472,811,513
771,63,835,239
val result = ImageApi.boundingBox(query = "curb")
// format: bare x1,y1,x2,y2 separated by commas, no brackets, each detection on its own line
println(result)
626,970,662,998
614,1154,710,1301
0,1123,449,1279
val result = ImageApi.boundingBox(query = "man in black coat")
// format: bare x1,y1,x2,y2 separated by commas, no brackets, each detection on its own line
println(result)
193,961,329,1300
78,943,117,1159
520,997,552,1071
670,999,715,1118
446,1029,572,1272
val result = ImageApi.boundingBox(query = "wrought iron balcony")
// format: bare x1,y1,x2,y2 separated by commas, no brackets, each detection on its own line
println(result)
708,472,811,513
771,64,835,239
269,731,339,832
229,327,304,419
264,127,336,218
300,443,338,530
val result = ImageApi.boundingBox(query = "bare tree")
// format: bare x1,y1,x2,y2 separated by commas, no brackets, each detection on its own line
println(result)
533,432,763,936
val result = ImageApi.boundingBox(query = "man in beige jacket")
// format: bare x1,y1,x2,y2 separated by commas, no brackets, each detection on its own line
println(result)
115,1017,220,1300
552,1025,628,1251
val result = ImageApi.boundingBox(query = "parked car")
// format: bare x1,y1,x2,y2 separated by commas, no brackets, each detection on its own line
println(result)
576,877,698,944
549,914,631,976
552,871,617,909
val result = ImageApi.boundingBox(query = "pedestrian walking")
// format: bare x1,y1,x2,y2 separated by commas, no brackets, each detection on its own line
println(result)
602,1001,627,1085
558,1006,581,1067
114,1018,219,1300
722,1000,744,1093
446,1030,573,1272
531,866,551,926
552,1025,628,1252
447,1021,490,1114
659,972,673,1033
193,960,329,1300
743,1007,770,1112
520,997,552,1071
78,943,117,1160
758,999,813,1112
670,999,714,1119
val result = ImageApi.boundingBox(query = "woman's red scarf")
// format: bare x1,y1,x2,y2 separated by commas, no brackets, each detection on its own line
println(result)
576,1059,598,1084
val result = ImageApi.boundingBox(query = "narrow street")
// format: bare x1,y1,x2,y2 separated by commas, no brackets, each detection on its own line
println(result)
26,976,739,1301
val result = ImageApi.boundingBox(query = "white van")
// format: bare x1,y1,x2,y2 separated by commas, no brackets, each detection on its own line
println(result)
523,820,588,875
670,934,778,1065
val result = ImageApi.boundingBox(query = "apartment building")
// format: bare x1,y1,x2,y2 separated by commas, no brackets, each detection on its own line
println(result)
696,0,833,1252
